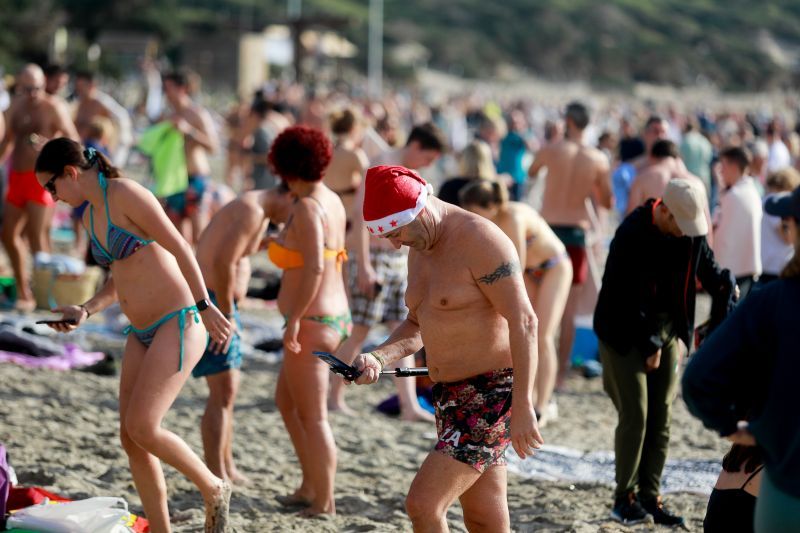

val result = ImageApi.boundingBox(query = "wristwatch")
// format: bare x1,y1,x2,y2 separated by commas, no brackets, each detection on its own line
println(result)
196,298,211,311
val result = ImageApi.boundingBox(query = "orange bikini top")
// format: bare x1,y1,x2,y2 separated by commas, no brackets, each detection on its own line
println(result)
268,195,348,271
268,241,348,271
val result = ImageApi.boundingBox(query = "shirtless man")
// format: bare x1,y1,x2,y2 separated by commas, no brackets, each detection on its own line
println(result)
627,140,713,244
161,71,219,244
633,115,671,174
195,183,293,484
352,165,543,532
528,101,612,388
0,64,79,310
73,71,133,167
329,123,446,421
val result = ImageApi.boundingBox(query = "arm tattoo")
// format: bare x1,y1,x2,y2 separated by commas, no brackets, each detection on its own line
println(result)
477,261,520,285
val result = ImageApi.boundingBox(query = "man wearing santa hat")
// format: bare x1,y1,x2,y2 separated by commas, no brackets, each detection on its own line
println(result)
352,165,544,531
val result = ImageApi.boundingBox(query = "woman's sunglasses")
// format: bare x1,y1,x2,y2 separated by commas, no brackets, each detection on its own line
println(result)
43,173,60,195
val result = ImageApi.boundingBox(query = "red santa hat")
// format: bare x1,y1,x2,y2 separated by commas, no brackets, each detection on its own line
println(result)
362,165,433,236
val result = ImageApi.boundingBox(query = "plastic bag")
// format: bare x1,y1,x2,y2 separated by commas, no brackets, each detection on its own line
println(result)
6,496,134,533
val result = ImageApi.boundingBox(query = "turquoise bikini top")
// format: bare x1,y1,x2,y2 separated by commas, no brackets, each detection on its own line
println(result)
88,172,153,267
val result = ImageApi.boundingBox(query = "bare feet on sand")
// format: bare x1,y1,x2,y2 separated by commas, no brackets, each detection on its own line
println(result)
204,481,232,533
328,399,355,415
276,489,313,508
298,502,335,518
228,470,251,487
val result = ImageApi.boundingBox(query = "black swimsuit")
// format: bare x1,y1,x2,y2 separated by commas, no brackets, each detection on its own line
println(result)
703,465,764,533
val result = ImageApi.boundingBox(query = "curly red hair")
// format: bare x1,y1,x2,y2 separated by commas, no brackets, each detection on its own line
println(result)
268,126,333,182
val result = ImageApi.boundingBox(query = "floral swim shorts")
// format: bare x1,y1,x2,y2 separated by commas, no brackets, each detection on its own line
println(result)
433,368,513,473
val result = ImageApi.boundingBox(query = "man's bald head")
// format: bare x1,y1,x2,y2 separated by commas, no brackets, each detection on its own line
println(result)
19,64,45,84
17,64,45,100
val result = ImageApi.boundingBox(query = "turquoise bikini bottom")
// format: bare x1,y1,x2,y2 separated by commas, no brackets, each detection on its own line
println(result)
123,305,201,371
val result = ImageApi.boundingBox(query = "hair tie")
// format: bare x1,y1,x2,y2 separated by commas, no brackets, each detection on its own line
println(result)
83,147,98,166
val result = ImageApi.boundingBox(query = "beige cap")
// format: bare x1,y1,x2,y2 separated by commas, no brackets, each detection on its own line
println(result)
662,179,708,237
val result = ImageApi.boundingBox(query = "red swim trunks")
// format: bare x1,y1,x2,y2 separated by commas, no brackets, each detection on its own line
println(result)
6,169,55,208
433,368,513,473
550,225,589,285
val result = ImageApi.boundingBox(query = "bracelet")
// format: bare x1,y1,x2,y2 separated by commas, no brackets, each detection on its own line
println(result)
79,304,91,320
368,351,386,368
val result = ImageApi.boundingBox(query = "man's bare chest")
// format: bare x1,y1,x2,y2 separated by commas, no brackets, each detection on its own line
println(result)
12,105,51,136
406,259,483,314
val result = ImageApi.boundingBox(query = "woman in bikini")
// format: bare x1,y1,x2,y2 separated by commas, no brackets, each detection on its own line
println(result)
35,139,233,533
323,107,368,224
267,126,351,517
460,179,572,425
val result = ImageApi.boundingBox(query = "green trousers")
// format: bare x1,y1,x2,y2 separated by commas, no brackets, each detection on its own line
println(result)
600,331,680,499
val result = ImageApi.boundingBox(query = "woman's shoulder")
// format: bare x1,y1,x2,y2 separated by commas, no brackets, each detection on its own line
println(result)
107,177,154,209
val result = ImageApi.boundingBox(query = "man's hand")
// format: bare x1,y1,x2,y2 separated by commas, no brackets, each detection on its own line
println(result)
210,317,236,355
356,263,378,298
510,405,544,459
645,348,662,373
727,421,757,446
352,352,382,385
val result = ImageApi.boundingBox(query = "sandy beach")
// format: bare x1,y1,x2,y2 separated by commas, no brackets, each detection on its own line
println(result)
0,301,729,533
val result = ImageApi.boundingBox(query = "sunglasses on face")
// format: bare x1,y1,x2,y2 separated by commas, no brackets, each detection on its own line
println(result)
43,173,60,195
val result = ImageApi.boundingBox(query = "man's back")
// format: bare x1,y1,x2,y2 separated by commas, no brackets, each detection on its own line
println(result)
537,139,610,227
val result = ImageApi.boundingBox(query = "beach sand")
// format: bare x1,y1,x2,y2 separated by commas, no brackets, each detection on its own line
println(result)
0,304,729,533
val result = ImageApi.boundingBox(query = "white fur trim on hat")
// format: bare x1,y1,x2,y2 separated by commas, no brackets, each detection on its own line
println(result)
365,183,432,236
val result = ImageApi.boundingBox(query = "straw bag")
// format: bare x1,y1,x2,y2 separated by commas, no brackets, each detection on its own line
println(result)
5,497,134,533
32,266,102,310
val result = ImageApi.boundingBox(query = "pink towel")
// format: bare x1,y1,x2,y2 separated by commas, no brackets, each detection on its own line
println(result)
0,343,105,370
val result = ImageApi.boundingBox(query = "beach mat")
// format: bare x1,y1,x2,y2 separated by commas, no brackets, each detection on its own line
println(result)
506,444,720,495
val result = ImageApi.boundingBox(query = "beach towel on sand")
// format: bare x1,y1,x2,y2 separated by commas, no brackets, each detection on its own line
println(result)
137,122,187,198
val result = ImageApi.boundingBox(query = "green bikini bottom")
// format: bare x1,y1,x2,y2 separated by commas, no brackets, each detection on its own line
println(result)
283,312,353,343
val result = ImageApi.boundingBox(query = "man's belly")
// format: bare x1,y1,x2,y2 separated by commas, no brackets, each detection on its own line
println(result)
419,309,514,382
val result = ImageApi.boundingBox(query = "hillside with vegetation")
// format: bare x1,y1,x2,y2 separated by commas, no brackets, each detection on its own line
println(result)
2,0,800,90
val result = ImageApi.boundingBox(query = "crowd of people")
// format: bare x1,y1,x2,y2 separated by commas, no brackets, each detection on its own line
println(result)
1,59,800,532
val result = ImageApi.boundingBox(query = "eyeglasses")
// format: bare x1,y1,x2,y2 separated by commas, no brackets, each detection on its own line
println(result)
43,173,60,195
19,85,42,95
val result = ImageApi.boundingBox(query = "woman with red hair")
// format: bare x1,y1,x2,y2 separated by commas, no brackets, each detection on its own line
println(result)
267,126,351,517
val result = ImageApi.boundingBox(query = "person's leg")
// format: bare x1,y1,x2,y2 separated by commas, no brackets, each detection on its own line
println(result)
275,364,313,505
119,336,171,532
0,202,34,309
201,370,238,481
328,323,371,413
188,178,209,246
599,340,648,499
123,318,228,523
459,466,510,533
529,260,572,420
384,317,433,422
221,370,247,485
556,283,582,389
25,202,53,255
637,337,680,501
281,321,341,516
405,451,483,533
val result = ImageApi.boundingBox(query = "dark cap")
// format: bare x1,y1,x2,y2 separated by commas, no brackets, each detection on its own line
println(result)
764,186,800,220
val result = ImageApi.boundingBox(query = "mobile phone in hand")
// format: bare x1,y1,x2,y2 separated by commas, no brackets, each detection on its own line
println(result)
313,351,362,381
35,319,78,326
